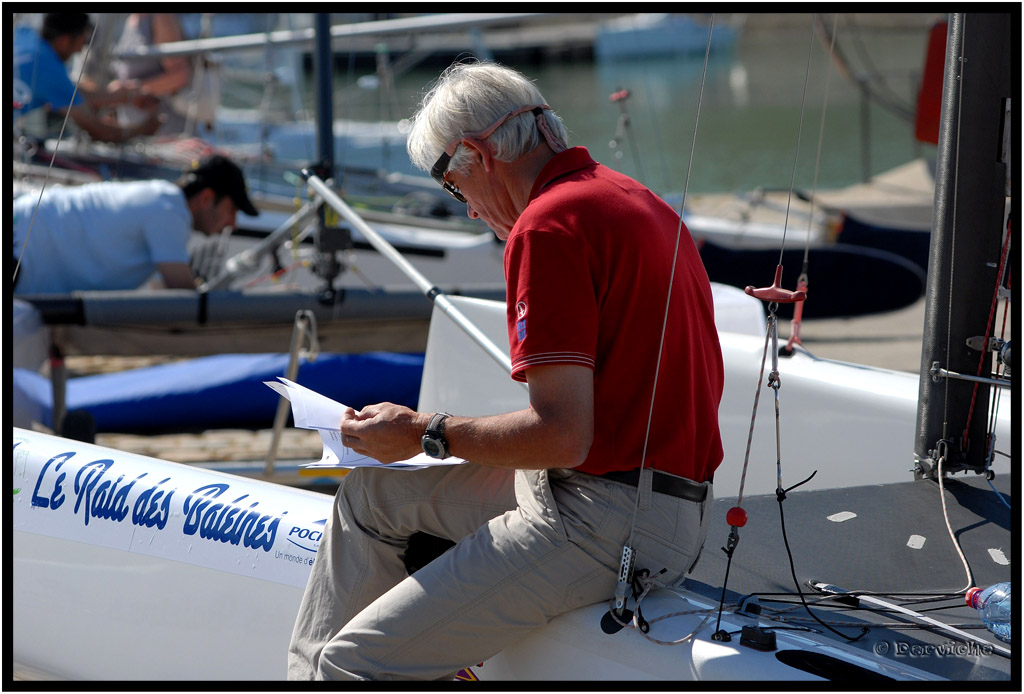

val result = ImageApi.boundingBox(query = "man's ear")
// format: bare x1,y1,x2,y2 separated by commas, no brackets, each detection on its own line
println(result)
460,137,494,172
197,187,216,206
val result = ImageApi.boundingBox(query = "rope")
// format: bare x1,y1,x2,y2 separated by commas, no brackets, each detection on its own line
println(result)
633,589,713,647
937,454,975,594
736,314,775,506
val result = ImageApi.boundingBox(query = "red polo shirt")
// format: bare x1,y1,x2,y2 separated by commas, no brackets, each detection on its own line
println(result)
504,147,724,482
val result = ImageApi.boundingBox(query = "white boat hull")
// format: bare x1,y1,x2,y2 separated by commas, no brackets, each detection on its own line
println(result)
469,590,940,681
11,428,943,682
12,430,328,680
418,297,1012,497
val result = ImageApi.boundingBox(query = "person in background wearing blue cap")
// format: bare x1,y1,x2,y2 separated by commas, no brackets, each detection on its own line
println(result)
13,154,259,293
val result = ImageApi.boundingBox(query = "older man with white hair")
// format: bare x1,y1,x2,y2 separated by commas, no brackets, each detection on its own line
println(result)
288,61,725,681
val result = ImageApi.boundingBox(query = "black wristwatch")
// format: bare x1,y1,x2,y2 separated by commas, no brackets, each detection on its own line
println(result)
421,412,452,459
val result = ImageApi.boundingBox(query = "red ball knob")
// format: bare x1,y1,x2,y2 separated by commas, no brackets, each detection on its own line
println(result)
726,506,747,528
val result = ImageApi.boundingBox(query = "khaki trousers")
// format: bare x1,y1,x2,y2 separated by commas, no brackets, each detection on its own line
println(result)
287,463,712,680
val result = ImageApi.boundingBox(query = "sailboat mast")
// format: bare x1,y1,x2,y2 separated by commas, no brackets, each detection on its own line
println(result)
313,13,334,177
310,13,349,300
914,13,1012,478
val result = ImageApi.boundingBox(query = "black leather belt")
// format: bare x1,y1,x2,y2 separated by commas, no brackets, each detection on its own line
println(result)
599,468,708,503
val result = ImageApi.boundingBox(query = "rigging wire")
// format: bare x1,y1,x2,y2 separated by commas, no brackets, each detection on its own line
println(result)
984,221,1011,510
608,15,715,635
814,14,916,123
962,218,1012,449
844,16,919,118
787,13,839,351
774,15,817,268
627,14,715,547
714,14,825,641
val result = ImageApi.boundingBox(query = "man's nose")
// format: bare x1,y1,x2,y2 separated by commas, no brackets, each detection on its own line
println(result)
466,203,479,220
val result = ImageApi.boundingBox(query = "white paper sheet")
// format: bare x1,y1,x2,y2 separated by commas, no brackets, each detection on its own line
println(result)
265,377,349,431
264,377,466,470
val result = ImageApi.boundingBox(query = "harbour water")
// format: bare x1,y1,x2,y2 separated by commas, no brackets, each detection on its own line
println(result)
232,14,942,197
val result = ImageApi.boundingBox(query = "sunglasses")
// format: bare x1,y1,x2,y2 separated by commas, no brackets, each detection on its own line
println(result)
430,104,552,203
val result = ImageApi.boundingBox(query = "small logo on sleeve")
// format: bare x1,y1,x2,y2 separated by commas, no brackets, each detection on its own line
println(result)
516,301,528,342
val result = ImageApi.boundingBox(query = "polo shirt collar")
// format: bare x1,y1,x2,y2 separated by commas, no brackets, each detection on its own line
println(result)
528,146,597,201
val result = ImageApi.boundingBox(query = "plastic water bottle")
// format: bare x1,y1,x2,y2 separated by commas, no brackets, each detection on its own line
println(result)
966,582,1011,643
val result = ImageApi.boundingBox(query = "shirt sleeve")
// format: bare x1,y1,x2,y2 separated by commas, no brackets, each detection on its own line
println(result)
141,196,193,264
504,227,598,383
35,43,85,113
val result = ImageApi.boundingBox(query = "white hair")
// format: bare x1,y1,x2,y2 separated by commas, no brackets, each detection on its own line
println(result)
406,61,568,175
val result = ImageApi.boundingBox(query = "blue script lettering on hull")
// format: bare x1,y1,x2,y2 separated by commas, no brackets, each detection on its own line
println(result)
14,434,334,588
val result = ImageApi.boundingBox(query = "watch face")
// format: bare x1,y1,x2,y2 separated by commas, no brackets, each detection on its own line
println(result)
423,438,443,458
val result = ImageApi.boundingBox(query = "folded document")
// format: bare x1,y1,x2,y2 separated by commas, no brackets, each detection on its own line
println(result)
265,377,465,470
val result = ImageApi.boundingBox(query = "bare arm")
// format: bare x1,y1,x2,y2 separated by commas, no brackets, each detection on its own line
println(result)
66,103,159,142
145,14,191,95
77,82,140,107
108,15,190,98
340,364,594,470
155,262,198,289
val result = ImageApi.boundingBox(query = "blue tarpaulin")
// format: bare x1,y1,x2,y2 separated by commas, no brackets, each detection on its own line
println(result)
12,352,424,434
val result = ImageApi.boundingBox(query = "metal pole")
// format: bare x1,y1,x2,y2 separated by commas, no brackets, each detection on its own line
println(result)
313,13,334,176
302,171,515,376
266,310,318,476
111,14,570,59
199,197,322,291
914,13,1011,477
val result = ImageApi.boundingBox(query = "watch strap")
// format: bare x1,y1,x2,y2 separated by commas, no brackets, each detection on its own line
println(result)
426,412,451,436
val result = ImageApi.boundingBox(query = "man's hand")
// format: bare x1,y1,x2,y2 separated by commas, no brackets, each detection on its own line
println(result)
340,404,429,464
337,365,594,470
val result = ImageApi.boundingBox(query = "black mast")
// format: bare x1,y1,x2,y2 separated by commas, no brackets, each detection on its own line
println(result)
311,12,348,302
914,12,1012,478
313,13,335,178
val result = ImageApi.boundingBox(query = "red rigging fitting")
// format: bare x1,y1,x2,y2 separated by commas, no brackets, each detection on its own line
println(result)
744,265,807,304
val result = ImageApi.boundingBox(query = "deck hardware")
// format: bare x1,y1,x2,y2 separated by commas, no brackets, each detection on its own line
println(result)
739,625,777,651
930,361,1011,388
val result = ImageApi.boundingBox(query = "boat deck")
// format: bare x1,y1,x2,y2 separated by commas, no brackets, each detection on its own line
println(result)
686,472,1013,681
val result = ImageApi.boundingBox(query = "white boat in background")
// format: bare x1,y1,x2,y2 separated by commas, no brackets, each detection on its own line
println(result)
594,13,743,61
